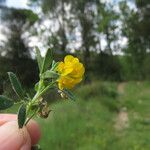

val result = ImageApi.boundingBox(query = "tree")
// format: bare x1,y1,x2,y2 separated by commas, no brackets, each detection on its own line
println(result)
29,0,100,81
0,7,39,94
97,3,119,55
29,0,122,81
119,0,150,79
30,0,71,56
1,8,38,58
69,0,99,81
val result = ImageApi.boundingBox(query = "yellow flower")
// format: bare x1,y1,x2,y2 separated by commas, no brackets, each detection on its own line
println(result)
57,55,85,90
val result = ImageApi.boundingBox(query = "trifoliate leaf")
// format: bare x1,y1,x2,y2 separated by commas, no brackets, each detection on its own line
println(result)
8,72,24,100
35,47,43,73
41,48,53,73
62,89,76,101
18,104,26,128
0,95,14,110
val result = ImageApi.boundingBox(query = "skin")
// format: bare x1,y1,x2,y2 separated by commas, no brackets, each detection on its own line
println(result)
0,114,41,150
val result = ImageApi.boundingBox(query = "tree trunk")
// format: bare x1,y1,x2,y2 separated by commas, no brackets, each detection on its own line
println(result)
106,28,113,55
83,46,91,83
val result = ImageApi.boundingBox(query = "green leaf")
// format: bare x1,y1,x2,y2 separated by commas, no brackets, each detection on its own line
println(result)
35,47,43,73
52,60,56,67
41,70,59,79
41,48,53,73
51,61,59,71
34,82,39,92
8,72,24,100
62,89,76,101
0,95,14,110
18,104,26,128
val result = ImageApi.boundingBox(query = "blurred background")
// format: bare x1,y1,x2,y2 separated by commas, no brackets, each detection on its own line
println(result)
0,0,150,149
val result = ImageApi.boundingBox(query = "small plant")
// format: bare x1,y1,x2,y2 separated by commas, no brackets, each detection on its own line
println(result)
0,47,85,129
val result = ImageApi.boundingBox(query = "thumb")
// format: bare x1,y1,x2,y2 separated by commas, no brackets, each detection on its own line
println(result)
0,121,31,150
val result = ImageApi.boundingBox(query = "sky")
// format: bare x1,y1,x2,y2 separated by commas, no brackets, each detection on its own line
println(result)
5,0,134,9
6,0,29,8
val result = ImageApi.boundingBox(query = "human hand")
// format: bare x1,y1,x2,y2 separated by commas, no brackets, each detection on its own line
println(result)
0,114,41,150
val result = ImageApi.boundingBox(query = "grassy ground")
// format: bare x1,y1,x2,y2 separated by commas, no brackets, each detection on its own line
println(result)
3,81,150,150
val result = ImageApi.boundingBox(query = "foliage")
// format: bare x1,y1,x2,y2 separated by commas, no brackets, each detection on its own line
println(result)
37,81,150,150
5,81,150,150
0,48,84,130
0,7,39,91
0,0,149,149
93,53,122,81
1,0,150,84
119,0,150,80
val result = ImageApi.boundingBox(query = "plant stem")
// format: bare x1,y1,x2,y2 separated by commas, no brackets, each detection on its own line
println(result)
24,81,56,126
39,82,55,96
25,109,38,126
32,81,55,102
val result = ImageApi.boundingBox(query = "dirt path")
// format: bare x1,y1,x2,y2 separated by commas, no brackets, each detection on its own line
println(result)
114,107,129,131
117,82,126,95
114,82,129,131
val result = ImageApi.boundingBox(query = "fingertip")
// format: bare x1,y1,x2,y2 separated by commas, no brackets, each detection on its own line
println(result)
26,120,41,145
0,114,41,146
0,121,31,150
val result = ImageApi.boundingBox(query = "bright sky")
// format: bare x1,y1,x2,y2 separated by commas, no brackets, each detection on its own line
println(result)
5,0,130,9
6,0,28,8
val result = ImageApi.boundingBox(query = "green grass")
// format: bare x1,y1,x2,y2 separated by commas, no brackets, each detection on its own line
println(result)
115,81,150,150
37,99,115,150
2,81,150,150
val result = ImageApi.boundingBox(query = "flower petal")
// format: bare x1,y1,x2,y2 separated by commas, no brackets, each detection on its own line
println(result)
57,55,85,90
64,55,74,63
